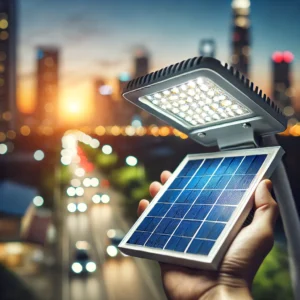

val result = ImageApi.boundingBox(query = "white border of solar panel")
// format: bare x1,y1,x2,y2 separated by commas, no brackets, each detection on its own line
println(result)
119,146,284,270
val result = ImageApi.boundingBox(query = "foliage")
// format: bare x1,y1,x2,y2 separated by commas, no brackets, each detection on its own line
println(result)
95,153,118,170
252,244,293,300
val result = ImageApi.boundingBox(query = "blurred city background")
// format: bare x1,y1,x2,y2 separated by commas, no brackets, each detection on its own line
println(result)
0,0,299,299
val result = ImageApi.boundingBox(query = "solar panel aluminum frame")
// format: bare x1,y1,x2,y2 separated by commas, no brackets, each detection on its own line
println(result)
122,57,287,147
119,146,284,270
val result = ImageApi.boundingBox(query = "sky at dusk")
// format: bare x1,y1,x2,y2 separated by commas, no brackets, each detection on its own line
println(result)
18,0,300,118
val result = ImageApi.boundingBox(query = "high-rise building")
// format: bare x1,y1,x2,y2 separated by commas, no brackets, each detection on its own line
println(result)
134,48,149,78
272,51,293,110
0,0,17,130
94,79,115,126
199,39,216,58
35,47,59,127
231,0,250,77
118,72,131,97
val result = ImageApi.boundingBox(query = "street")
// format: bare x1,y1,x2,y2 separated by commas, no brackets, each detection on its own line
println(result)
62,165,167,300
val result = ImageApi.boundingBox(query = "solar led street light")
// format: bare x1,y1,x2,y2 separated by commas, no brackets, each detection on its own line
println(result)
119,57,300,295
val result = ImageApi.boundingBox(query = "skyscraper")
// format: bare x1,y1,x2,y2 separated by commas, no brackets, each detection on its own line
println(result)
134,48,149,78
35,47,59,127
231,0,250,77
0,0,17,130
199,39,216,58
94,79,115,126
272,51,293,110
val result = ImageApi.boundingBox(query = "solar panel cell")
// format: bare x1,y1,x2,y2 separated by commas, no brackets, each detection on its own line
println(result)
166,204,190,218
179,160,203,176
155,218,180,234
127,231,151,245
217,190,246,205
205,175,232,189
195,190,222,204
146,233,170,248
148,203,171,217
165,236,191,251
174,220,202,237
137,217,161,232
175,190,200,203
158,190,181,203
186,176,210,189
186,239,215,255
185,204,212,220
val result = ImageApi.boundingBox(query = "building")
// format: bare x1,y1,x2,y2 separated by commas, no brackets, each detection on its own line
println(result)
93,79,115,126
134,48,149,78
231,0,250,77
118,72,131,97
199,39,216,58
35,47,59,127
0,0,17,130
272,51,294,112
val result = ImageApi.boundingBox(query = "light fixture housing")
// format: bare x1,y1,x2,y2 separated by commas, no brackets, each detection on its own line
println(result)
122,57,286,148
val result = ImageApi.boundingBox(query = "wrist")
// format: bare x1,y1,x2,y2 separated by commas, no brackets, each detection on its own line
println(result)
200,284,252,300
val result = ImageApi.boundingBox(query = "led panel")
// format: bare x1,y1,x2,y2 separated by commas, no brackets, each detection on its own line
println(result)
119,147,283,270
139,77,252,127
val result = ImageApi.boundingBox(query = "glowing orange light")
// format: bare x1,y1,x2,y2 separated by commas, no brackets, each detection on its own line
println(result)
20,125,31,136
111,126,121,136
95,126,106,136
6,130,16,139
159,126,170,136
0,132,6,142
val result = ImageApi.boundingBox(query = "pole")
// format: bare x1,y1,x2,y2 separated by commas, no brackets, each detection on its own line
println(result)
264,135,300,299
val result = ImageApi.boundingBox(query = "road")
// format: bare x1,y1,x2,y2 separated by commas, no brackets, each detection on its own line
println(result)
62,164,167,300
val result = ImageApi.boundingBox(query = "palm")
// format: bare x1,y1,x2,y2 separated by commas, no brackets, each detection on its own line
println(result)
138,171,277,300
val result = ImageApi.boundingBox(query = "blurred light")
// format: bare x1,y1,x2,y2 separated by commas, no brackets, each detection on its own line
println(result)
232,0,250,9
67,101,80,113
0,19,8,29
131,119,142,127
5,243,23,255
159,126,170,136
283,51,294,63
71,178,81,187
0,31,8,40
67,187,76,197
67,203,77,213
83,178,91,187
0,132,5,142
107,229,116,239
125,126,135,136
0,143,8,155
102,145,112,155
75,168,85,177
126,156,138,167
33,196,44,207
75,187,84,196
72,262,83,274
73,155,81,164
86,262,97,273
2,111,11,121
90,178,99,187
76,241,90,250
283,106,295,117
6,130,16,139
92,194,101,204
62,134,77,149
99,85,112,95
61,156,72,166
136,127,146,136
95,126,106,136
77,203,87,212
90,139,100,148
101,194,110,204
272,52,283,63
20,125,31,136
106,245,118,257
82,134,92,145
119,72,130,82
111,126,121,136
34,150,45,161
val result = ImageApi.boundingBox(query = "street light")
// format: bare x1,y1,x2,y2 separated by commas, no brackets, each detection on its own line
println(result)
126,155,138,167
122,56,300,297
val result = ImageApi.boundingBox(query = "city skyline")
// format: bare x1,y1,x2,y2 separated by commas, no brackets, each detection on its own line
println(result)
18,0,300,124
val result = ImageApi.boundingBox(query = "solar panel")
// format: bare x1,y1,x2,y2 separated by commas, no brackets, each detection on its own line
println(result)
119,147,283,270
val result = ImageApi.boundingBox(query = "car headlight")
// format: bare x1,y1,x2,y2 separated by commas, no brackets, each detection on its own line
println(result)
77,203,87,212
86,261,97,272
106,245,118,257
67,203,77,213
71,262,83,273
101,194,110,204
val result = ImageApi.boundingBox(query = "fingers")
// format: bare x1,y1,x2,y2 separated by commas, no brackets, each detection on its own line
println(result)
150,171,172,197
137,199,149,217
149,181,162,198
161,171,172,185
252,180,278,228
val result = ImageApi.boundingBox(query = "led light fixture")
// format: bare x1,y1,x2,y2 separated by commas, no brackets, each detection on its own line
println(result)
118,56,292,271
122,57,286,149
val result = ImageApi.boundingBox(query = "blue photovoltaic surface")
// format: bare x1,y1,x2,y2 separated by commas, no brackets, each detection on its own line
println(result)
127,154,267,256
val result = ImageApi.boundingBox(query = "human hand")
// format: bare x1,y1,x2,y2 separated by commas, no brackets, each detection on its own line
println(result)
138,171,278,300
